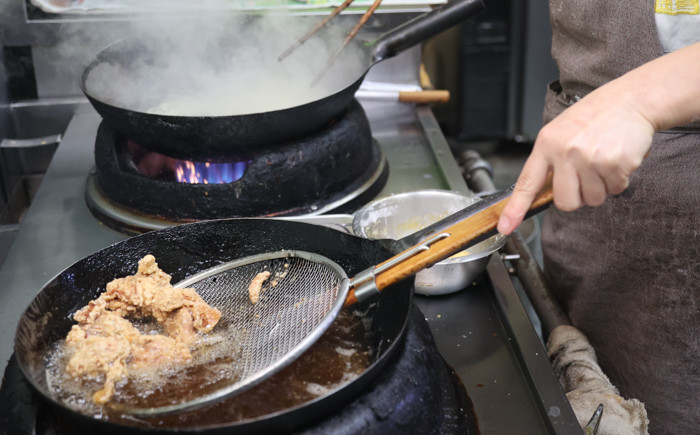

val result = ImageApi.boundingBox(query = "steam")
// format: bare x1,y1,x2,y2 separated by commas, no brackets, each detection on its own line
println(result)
77,12,368,116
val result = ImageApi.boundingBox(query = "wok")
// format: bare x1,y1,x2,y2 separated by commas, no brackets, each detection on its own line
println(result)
14,182,551,431
14,218,412,432
80,0,485,161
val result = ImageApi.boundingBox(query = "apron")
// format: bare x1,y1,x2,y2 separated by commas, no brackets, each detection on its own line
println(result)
542,2,700,434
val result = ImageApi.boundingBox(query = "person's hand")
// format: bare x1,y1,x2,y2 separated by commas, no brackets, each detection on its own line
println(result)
496,84,654,235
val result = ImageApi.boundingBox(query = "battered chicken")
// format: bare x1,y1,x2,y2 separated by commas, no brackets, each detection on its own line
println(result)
65,314,133,404
74,255,220,333
65,255,221,404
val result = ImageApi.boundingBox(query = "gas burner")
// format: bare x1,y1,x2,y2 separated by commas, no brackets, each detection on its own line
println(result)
86,100,388,234
125,140,252,184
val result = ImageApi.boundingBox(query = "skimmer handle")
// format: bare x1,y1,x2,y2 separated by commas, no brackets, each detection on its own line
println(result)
346,178,553,305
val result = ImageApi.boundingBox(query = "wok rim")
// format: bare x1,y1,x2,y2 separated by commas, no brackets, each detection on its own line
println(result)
79,38,368,121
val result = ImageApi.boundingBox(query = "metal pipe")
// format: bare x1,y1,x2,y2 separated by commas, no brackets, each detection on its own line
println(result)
504,231,571,338
458,149,496,195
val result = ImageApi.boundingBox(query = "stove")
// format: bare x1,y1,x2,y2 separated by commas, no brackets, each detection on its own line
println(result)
86,99,388,233
0,96,581,433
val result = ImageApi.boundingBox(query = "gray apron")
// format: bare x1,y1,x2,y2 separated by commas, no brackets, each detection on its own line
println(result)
542,1,700,434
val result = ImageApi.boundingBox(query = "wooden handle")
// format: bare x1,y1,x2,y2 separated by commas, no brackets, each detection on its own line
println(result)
345,289,359,306
344,178,553,306
398,90,450,104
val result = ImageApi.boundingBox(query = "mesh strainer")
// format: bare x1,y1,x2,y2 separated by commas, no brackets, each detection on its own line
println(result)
119,179,553,416
117,250,350,416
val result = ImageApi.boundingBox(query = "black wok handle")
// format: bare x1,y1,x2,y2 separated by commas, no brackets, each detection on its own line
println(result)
372,0,485,63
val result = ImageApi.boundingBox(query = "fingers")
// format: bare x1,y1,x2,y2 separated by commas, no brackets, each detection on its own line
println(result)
551,163,582,211
593,150,637,195
578,168,608,207
495,91,653,235
497,153,549,235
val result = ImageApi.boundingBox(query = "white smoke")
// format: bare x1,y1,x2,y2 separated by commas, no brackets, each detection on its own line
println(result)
66,9,369,116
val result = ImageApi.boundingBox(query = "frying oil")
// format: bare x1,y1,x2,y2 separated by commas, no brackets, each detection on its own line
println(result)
132,309,374,428
45,319,245,417
46,309,373,426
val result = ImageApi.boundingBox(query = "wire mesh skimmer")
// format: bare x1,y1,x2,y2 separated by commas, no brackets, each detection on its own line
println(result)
117,250,349,417
121,179,554,417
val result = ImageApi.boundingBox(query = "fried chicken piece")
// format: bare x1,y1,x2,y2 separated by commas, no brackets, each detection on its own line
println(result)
162,307,197,345
65,313,136,404
130,334,192,369
149,286,221,333
71,310,143,339
249,271,271,304
65,255,221,404
66,336,130,405
75,255,221,335
65,334,130,381
188,291,222,333
65,311,194,404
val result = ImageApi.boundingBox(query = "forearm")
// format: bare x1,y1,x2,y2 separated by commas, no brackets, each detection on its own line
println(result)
596,41,700,131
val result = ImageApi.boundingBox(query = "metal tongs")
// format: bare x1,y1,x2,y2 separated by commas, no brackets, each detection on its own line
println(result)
278,0,383,85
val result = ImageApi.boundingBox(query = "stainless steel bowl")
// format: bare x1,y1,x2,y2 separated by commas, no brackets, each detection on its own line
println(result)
352,190,506,295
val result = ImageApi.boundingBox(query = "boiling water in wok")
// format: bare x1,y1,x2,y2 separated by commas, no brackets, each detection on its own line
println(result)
83,16,367,117
80,1,486,158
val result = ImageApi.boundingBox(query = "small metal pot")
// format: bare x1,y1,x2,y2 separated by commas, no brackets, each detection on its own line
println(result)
352,190,506,295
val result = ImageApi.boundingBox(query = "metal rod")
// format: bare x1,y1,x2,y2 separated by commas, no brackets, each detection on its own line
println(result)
459,149,496,194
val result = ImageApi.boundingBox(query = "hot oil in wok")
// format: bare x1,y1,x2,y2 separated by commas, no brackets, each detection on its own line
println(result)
48,308,373,427
144,309,372,428
45,318,246,416
108,320,247,409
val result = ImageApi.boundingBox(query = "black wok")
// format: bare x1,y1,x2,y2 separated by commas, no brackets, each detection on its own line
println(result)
14,218,416,433
13,180,552,431
80,0,485,161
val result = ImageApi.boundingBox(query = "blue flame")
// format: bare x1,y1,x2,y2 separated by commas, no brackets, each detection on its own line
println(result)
174,160,250,184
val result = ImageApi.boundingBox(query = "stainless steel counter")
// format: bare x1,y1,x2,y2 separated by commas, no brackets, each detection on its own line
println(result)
0,100,580,433
416,258,581,434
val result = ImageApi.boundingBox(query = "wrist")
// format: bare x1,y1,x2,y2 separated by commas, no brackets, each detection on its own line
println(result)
608,42,700,131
